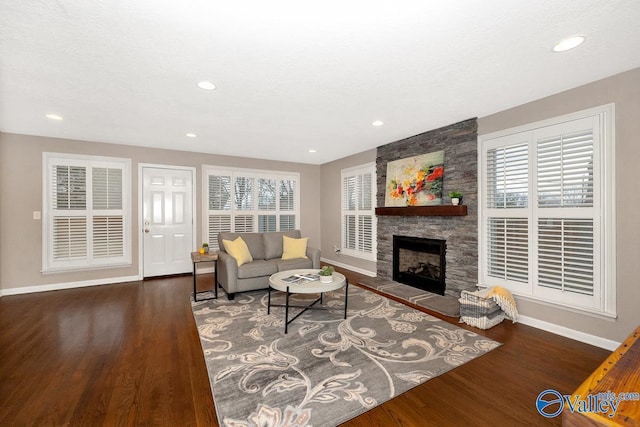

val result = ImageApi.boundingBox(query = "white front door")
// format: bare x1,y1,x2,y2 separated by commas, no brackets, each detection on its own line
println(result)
142,167,194,277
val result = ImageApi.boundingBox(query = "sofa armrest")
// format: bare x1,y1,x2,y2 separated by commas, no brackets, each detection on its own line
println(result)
306,247,321,269
216,251,239,294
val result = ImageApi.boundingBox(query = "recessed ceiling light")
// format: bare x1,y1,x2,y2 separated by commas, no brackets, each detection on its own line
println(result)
308,149,317,153
372,120,384,127
196,81,216,90
186,133,197,138
45,113,63,121
552,35,585,52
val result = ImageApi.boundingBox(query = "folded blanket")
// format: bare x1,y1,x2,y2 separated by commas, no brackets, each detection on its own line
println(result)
480,286,519,322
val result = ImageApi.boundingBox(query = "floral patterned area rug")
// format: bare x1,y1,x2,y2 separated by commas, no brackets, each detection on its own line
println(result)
192,285,500,427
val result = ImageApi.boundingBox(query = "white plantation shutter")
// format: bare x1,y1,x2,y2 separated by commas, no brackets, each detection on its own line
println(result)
258,178,276,211
258,178,276,232
487,218,529,282
258,215,277,232
344,215,356,250
279,215,296,231
92,167,124,259
484,137,530,292
538,218,594,295
53,217,87,259
480,106,614,315
341,163,376,260
208,175,231,210
93,216,124,257
538,131,594,208
234,176,254,210
208,215,231,251
234,215,254,232
279,179,296,211
43,153,131,272
93,168,122,209
207,174,232,250
486,143,528,208
53,166,87,210
358,215,373,253
203,167,299,245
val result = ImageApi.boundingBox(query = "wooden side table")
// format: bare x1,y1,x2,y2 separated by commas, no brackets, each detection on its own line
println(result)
563,326,640,426
190,252,218,301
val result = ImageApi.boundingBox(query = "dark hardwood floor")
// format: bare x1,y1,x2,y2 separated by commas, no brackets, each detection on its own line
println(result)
0,269,610,426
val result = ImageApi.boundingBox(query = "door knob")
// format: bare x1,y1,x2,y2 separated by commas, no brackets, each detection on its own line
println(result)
144,228,150,233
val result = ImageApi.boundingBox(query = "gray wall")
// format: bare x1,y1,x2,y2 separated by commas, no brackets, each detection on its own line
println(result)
319,149,377,275
376,119,478,296
0,133,321,291
478,67,640,342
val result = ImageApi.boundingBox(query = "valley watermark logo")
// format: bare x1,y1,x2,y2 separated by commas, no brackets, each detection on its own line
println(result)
536,389,640,419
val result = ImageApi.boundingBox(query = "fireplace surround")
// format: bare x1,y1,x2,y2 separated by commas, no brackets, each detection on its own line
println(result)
393,235,447,295
376,118,478,296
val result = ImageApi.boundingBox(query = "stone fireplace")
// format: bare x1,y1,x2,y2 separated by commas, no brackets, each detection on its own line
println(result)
393,235,446,295
376,118,478,296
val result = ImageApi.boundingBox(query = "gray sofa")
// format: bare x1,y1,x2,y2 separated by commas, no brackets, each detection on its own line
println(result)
216,230,320,299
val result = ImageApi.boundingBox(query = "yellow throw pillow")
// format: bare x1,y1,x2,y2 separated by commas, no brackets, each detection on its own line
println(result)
281,235,308,260
222,237,253,266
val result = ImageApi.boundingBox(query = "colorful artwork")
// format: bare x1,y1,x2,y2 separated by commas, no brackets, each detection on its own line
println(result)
385,151,444,206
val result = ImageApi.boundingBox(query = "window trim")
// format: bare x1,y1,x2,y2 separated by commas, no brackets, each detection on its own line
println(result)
340,162,377,261
202,165,300,250
478,104,616,317
42,152,132,273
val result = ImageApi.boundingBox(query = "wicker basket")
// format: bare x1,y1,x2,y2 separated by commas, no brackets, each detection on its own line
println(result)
459,290,505,329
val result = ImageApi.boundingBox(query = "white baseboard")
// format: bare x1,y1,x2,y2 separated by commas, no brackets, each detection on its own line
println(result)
0,275,141,297
320,257,376,277
518,315,620,351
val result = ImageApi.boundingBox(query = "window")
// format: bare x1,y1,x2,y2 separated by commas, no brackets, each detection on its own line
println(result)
43,153,131,272
203,166,299,250
341,163,376,261
479,105,615,315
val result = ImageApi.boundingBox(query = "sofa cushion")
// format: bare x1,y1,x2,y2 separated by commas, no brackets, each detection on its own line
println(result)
219,232,266,260
281,235,308,260
237,260,278,279
264,230,301,259
276,258,314,271
222,237,253,266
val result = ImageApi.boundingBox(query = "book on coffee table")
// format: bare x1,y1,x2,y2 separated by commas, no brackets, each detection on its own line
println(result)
282,274,320,284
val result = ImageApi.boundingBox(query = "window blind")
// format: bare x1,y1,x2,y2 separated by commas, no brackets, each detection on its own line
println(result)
487,217,529,282
537,131,594,208
204,167,300,247
486,144,528,209
208,175,231,210
53,216,87,259
208,214,231,251
44,153,130,272
480,106,614,314
538,218,594,295
341,163,376,260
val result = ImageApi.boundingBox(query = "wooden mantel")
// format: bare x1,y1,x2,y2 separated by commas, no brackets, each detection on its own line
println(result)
375,205,468,216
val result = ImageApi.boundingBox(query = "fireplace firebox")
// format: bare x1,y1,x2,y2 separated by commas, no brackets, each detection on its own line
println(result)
393,235,446,295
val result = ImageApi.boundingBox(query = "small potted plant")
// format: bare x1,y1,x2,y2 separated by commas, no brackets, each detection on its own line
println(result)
449,191,463,206
318,265,335,283
202,242,209,254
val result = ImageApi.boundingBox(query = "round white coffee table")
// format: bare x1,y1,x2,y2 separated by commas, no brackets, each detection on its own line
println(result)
268,269,348,334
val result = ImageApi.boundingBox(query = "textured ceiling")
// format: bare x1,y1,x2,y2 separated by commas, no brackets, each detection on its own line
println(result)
1,0,639,164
